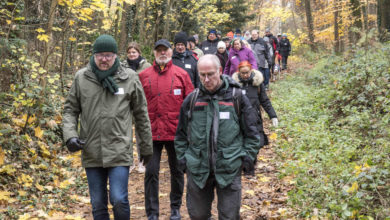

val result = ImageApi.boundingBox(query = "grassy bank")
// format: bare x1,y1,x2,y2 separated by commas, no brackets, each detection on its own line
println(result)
272,44,390,218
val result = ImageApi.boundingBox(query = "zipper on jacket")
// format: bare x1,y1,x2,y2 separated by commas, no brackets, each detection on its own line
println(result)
170,77,174,94
148,78,152,93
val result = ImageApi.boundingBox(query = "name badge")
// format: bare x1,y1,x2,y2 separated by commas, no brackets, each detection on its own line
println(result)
232,56,237,60
174,89,181,95
205,47,209,50
115,88,124,95
219,112,230,119
242,90,246,95
185,64,191,69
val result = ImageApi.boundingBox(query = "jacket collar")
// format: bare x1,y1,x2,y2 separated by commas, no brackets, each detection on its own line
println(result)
85,64,129,82
152,60,173,74
232,69,264,86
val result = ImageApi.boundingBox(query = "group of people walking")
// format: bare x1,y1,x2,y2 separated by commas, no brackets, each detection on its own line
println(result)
62,28,282,220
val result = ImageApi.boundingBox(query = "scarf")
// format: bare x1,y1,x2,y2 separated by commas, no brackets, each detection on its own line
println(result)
127,56,144,71
90,55,120,94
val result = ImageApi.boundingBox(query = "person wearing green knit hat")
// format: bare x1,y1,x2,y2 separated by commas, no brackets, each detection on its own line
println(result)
62,34,153,220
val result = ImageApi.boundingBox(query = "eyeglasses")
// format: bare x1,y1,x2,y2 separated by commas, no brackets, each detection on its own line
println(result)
240,71,251,75
94,53,116,60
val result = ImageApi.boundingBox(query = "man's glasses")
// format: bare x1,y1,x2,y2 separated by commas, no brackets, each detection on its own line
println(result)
94,53,116,60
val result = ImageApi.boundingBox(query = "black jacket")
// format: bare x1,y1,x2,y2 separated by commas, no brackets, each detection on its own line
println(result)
232,70,277,120
200,38,219,55
232,70,277,145
279,38,291,56
172,50,200,88
266,34,280,52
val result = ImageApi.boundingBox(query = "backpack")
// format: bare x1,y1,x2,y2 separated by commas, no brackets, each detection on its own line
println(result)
187,87,242,121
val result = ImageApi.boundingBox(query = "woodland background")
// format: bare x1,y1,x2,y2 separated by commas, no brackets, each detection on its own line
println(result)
0,0,390,219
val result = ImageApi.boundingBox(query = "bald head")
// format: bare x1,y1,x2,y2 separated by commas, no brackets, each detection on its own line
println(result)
197,54,222,93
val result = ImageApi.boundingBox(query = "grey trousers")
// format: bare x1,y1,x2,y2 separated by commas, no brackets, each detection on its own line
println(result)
186,172,241,220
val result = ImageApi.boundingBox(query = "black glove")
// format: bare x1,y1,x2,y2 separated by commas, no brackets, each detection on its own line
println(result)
140,154,152,166
177,158,187,173
66,137,85,152
242,156,255,176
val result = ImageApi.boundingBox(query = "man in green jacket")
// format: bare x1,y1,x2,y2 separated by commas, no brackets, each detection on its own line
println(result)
62,34,153,220
175,54,262,220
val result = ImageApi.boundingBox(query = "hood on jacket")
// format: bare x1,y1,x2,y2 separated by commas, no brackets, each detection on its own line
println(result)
231,69,264,86
199,75,241,94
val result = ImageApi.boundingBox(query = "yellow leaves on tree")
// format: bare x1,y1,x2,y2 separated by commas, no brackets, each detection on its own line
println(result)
35,28,45,33
37,34,50,42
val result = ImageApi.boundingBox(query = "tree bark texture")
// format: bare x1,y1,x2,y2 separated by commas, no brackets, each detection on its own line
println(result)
304,0,315,50
377,0,390,41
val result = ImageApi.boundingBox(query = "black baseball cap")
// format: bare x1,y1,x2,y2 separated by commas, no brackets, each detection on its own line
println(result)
154,39,171,50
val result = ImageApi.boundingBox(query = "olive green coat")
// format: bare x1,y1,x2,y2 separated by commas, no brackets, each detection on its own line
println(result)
62,64,153,168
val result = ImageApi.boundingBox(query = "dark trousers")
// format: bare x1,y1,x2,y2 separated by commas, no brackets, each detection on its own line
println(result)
144,141,184,217
259,67,270,87
282,56,289,69
85,166,130,220
186,173,241,220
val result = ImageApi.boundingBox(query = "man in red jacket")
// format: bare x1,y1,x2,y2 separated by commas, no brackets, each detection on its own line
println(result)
139,39,194,220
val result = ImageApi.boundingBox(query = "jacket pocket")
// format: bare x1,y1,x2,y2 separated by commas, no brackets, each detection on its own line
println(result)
185,147,204,173
217,147,242,174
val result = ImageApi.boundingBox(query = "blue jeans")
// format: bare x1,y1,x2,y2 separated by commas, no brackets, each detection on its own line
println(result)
259,67,270,87
85,166,130,220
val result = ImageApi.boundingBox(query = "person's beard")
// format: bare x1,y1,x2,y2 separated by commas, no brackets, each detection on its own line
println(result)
156,56,171,66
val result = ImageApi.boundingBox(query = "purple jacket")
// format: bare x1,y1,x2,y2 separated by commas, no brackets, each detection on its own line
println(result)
223,46,258,76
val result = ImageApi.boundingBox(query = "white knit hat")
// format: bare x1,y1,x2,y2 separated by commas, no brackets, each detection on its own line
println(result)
217,41,226,49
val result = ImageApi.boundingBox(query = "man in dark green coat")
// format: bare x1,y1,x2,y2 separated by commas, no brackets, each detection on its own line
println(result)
62,34,153,220
175,54,262,220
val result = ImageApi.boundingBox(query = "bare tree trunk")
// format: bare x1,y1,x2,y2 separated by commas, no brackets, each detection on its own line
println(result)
119,2,130,54
281,0,287,33
304,0,315,50
334,0,340,53
377,0,390,41
42,0,57,69
162,0,171,39
349,0,362,45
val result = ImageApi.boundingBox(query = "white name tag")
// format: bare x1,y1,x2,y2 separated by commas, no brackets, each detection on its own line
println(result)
242,90,246,95
232,56,237,60
185,64,191,69
205,47,209,50
174,89,181,95
115,88,124,95
219,112,230,119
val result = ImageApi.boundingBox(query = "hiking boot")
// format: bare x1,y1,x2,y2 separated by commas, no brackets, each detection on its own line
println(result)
170,209,181,220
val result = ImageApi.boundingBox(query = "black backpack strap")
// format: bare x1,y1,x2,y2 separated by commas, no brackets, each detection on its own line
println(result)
187,88,200,121
232,87,242,117
186,88,200,144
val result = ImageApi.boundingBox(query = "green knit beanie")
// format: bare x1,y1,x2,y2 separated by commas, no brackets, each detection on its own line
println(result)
93,34,118,54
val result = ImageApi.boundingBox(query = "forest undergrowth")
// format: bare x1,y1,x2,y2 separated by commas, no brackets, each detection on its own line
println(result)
272,43,390,218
